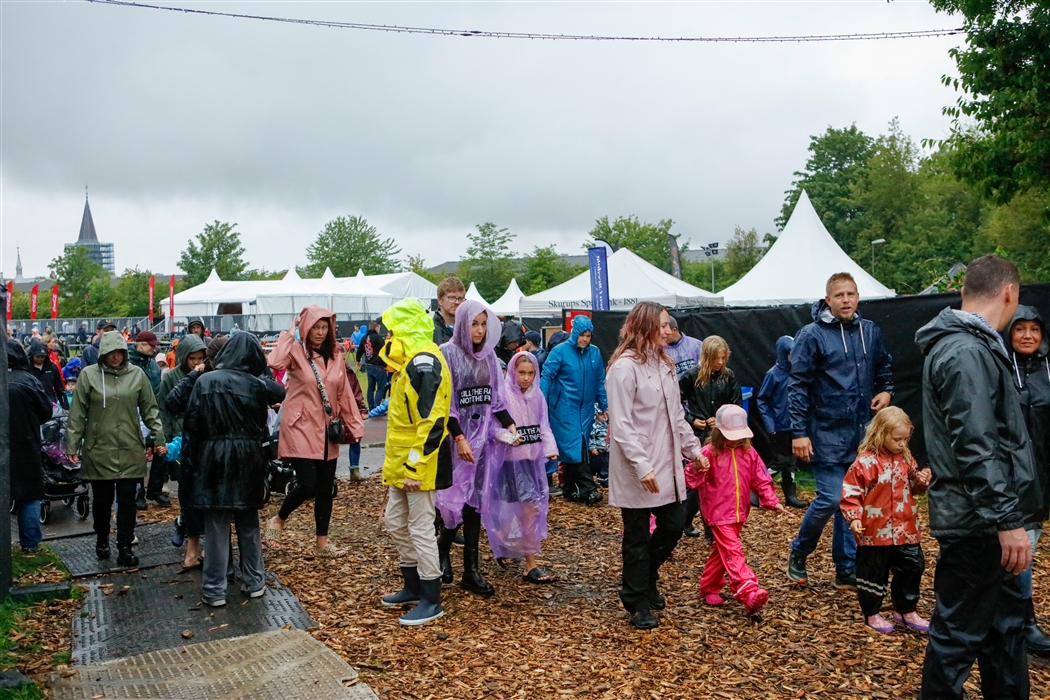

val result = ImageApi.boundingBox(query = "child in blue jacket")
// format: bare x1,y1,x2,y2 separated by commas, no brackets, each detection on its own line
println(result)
756,336,808,508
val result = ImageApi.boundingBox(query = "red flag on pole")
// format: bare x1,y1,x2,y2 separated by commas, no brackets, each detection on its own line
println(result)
30,284,38,320
6,281,12,321
148,275,155,325
50,285,59,319
169,274,175,320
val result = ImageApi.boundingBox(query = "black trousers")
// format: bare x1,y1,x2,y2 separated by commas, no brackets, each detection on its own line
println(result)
278,458,338,536
619,501,686,613
684,487,701,528
920,536,1028,700
562,461,598,501
146,458,168,498
90,478,138,549
855,544,924,617
767,432,798,476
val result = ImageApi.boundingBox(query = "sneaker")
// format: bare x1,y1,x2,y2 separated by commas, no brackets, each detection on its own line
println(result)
703,593,725,606
548,484,563,497
834,570,858,591
866,614,895,634
245,587,266,599
787,551,808,584
596,477,609,488
891,611,929,633
203,598,227,607
683,526,701,538
20,546,39,554
742,587,770,615
135,490,148,511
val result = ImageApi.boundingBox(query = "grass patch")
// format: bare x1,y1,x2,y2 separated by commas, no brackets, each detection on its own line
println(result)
0,597,28,670
11,545,69,583
0,683,45,700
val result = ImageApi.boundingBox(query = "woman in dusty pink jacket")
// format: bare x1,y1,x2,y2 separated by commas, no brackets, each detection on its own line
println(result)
265,305,364,557
606,301,702,630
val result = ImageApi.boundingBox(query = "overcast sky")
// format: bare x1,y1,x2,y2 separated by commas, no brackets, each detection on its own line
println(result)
2,0,964,279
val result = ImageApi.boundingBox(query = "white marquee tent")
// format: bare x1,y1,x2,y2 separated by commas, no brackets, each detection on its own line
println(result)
490,278,525,317
519,248,723,317
718,190,896,306
465,281,489,305
255,268,393,317
365,271,438,301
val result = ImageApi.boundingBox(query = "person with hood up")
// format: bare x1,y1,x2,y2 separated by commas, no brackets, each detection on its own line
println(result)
915,255,1039,698
128,331,163,398
27,338,68,410
483,352,560,584
786,273,894,590
606,302,703,630
495,320,526,366
664,316,703,380
378,299,453,625
158,332,208,566
187,318,206,339
436,299,516,596
66,331,166,567
183,333,285,606
1002,304,1050,656
265,305,365,558
62,356,83,382
540,316,608,506
756,336,809,509
8,339,54,553
81,319,117,366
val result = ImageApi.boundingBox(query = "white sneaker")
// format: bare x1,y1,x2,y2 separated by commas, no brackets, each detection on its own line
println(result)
203,598,226,607
246,587,266,599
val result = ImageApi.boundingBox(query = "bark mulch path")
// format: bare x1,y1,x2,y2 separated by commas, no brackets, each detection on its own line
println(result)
260,479,1050,699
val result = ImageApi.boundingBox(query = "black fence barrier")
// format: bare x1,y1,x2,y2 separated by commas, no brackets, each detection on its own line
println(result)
587,283,1050,466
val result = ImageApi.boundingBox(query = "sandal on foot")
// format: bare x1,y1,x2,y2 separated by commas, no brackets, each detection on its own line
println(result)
264,524,283,547
314,543,347,559
523,567,556,584
866,614,895,634
496,557,514,569
892,611,929,633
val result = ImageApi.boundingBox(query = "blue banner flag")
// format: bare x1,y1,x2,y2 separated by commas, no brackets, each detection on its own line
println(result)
588,246,611,311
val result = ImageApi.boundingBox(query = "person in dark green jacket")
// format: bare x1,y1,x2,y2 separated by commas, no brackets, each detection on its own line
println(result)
67,331,166,568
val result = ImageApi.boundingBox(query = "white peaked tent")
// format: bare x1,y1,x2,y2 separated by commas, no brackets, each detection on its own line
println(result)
465,281,489,305
365,271,438,301
256,268,392,316
490,278,525,316
172,269,272,317
719,190,896,307
519,248,723,317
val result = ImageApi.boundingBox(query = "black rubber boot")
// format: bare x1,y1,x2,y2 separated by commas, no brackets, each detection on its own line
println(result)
399,577,444,626
437,525,458,584
117,547,139,568
781,468,810,509
630,607,659,630
382,566,422,607
460,507,495,597
96,534,110,560
1025,598,1050,657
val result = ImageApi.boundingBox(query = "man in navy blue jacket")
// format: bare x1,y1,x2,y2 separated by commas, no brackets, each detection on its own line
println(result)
786,273,894,589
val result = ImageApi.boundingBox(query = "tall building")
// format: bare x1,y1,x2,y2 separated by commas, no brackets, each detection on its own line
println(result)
64,189,115,273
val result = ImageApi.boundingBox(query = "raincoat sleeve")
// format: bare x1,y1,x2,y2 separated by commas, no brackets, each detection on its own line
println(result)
748,450,779,509
788,329,818,440
937,346,1023,531
726,372,743,406
335,362,364,441
267,331,297,371
66,375,89,454
539,393,559,458
138,372,165,447
870,324,895,396
840,457,870,524
259,375,286,406
679,369,702,427
539,347,561,399
607,362,654,480
675,391,702,461
907,456,928,495
165,370,200,417
595,353,608,413
756,369,778,434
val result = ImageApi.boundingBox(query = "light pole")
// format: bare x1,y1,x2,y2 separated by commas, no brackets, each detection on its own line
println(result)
702,242,721,293
871,238,886,277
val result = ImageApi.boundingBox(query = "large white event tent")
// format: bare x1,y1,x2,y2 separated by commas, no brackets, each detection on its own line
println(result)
465,282,489,305
519,248,723,317
170,269,274,317
719,190,895,306
490,278,525,316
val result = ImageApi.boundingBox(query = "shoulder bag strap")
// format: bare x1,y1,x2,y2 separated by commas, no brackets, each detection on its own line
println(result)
304,343,333,417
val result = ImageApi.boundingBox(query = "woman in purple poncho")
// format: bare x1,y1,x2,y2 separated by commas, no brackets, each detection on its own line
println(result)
484,352,560,583
436,300,516,596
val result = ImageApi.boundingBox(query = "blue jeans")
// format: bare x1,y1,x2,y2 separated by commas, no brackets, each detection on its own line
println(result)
364,364,389,410
348,442,361,468
15,500,42,549
790,462,856,574
1019,526,1041,599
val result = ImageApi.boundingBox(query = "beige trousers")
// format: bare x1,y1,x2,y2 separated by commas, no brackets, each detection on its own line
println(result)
384,487,442,581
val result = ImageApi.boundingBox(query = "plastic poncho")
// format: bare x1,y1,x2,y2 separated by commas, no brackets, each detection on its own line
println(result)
436,299,506,528
482,352,558,559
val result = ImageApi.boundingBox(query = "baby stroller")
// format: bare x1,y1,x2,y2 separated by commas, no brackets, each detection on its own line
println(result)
40,413,89,524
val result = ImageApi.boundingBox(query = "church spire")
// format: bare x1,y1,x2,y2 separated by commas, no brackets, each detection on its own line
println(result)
78,186,98,242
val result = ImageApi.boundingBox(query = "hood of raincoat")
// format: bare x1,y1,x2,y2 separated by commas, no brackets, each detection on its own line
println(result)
62,356,82,380
1004,305,1050,359
775,335,793,371
916,307,1006,358
298,305,338,353
98,331,129,370
7,338,29,371
499,321,526,351
174,333,207,371
547,331,569,349
569,315,594,345
188,317,205,333
381,298,435,372
206,335,228,360
811,298,860,326
450,299,500,360
215,332,267,375
506,351,541,398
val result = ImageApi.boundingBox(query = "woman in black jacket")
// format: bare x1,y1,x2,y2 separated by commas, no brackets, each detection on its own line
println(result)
8,339,55,552
27,339,68,410
183,333,285,607
678,335,742,537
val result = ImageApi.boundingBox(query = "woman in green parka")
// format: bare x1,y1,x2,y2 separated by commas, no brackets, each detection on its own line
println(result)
67,331,166,567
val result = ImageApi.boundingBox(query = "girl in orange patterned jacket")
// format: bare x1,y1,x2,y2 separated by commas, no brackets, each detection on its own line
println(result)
841,407,932,634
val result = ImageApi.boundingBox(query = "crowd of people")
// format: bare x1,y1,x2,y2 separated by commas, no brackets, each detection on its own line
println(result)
5,256,1047,698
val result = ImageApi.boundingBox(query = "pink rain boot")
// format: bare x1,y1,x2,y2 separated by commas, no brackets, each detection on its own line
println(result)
866,614,895,634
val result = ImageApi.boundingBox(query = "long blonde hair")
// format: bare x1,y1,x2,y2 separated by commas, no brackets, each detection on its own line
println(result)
858,406,914,461
696,335,730,387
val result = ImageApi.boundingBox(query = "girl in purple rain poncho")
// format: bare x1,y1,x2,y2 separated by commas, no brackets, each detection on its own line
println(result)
436,300,517,597
484,352,560,584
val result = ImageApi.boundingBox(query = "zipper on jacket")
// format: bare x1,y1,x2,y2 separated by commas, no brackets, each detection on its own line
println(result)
732,449,740,522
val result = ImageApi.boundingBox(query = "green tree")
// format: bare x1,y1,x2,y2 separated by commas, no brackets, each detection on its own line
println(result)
721,227,767,287
10,290,31,319
520,245,582,295
682,258,726,294
984,188,1050,281
778,125,874,251
107,268,158,318
178,221,249,287
48,246,111,317
928,0,1050,203
584,216,679,272
303,216,401,278
405,254,443,285
245,268,286,281
457,223,517,301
